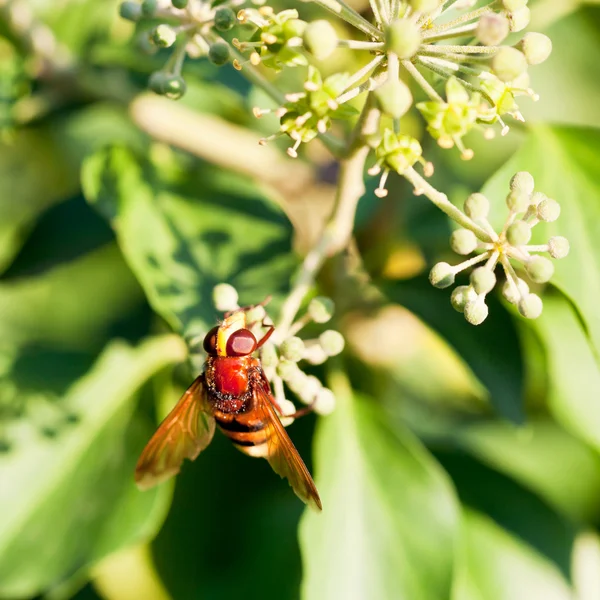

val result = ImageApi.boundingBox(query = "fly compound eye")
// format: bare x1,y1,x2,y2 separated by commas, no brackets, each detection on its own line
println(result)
226,329,257,357
203,326,219,355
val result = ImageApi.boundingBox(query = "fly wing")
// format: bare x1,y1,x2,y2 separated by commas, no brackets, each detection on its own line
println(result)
135,375,215,490
252,372,322,511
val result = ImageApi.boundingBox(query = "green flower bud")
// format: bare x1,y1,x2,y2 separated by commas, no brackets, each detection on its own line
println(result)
506,189,531,213
214,7,236,31
319,330,345,356
385,19,422,59
119,1,142,22
308,296,335,323
520,32,552,65
374,78,413,119
502,0,527,10
476,13,509,46
470,267,496,295
537,198,560,222
245,305,266,324
508,7,531,32
303,20,338,60
548,236,570,259
212,283,239,311
429,262,455,289
141,0,158,17
409,0,441,12
286,371,308,395
510,171,535,196
451,285,476,313
148,72,187,99
314,387,336,415
450,229,478,255
172,0,188,7
277,359,302,382
506,220,532,245
464,193,490,219
280,336,305,362
502,278,529,305
299,375,322,404
260,343,278,369
492,47,528,82
464,296,489,325
283,18,307,39
526,256,554,283
208,42,230,65
303,344,328,365
530,191,547,206
152,24,177,48
518,293,543,319
278,398,297,426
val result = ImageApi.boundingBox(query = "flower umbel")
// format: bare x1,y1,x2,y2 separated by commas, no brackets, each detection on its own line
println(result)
429,172,569,325
209,286,343,416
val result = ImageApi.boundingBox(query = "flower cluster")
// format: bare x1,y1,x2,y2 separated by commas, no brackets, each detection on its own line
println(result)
429,172,569,325
211,284,343,418
119,0,243,98
256,66,358,156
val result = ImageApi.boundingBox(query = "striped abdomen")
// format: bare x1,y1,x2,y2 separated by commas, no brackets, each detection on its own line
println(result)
214,411,270,458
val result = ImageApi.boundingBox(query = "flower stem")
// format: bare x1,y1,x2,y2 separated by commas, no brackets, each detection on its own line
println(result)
274,95,381,341
304,0,383,39
402,167,494,242
401,59,443,102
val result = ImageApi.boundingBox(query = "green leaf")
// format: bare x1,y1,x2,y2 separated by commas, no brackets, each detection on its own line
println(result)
482,125,600,355
525,8,600,129
455,419,600,522
437,450,577,586
82,146,296,338
0,335,186,599
384,278,524,422
0,244,144,351
453,509,574,600
299,377,459,600
0,128,76,273
531,293,600,454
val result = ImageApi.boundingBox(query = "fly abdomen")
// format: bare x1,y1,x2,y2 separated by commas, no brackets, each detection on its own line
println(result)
215,414,270,458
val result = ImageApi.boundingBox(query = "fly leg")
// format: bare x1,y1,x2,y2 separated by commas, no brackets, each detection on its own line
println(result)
283,398,318,419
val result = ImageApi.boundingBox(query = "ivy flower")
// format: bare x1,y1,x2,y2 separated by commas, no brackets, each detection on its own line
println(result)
428,172,569,325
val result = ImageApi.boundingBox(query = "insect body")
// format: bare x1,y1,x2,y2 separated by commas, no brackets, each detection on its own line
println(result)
135,309,322,510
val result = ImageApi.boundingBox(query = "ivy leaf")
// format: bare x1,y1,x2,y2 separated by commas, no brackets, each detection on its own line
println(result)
481,125,600,356
454,419,600,523
531,293,600,455
82,146,296,338
0,128,76,273
0,336,185,598
299,381,459,600
453,509,574,600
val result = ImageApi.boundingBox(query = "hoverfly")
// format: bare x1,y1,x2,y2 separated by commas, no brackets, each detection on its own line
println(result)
135,307,322,510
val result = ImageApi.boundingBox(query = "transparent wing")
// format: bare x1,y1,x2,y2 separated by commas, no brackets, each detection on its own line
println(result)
252,372,322,511
135,376,215,490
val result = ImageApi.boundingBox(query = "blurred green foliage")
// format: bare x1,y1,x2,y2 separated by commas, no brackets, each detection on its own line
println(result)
1,1,600,600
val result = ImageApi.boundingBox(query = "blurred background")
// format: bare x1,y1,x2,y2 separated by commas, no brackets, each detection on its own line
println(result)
1,0,600,599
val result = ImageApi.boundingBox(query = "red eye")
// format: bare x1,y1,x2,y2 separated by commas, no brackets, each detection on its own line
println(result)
203,326,219,355
226,329,257,356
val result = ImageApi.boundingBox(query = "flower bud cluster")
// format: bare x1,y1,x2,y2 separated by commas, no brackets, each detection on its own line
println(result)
429,172,569,325
119,0,552,179
211,286,343,417
118,0,247,99
247,0,549,162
